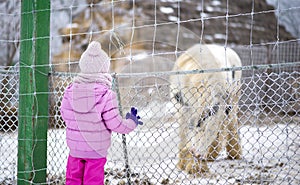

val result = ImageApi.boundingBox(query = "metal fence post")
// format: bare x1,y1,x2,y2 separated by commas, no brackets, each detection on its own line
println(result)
112,73,132,185
17,0,50,184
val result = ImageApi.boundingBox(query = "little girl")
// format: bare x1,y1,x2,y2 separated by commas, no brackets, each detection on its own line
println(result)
60,41,142,185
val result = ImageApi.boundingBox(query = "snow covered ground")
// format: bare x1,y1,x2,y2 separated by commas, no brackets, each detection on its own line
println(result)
1,118,299,184
105,121,300,185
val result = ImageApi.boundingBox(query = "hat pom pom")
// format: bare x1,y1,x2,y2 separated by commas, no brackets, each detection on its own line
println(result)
86,41,102,54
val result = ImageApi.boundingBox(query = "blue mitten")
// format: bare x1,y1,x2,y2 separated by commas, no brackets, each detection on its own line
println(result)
126,107,143,125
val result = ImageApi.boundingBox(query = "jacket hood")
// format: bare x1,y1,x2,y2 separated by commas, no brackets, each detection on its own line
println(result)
66,83,108,113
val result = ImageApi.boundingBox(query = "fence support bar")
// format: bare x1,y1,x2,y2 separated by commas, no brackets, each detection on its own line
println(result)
112,74,132,185
17,0,50,184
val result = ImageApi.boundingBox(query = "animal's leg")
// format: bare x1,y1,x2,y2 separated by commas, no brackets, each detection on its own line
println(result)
206,132,223,161
226,106,242,160
177,147,189,171
178,107,190,150
185,153,210,176
226,129,242,159
177,107,191,170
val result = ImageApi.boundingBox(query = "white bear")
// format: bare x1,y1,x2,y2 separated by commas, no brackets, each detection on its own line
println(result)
169,44,242,176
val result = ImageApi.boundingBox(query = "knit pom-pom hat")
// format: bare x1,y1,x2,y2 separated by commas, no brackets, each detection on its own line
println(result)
79,41,110,74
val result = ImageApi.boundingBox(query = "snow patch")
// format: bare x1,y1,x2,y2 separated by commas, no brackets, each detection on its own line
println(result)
168,15,178,22
206,6,214,12
211,0,222,6
196,5,203,11
214,33,226,40
204,35,214,41
201,12,209,18
160,6,174,14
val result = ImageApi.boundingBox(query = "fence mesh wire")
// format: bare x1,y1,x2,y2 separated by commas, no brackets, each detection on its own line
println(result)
1,44,300,184
1,0,300,184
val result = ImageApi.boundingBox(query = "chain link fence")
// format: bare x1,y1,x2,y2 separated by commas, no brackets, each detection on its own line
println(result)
1,43,300,184
0,66,18,184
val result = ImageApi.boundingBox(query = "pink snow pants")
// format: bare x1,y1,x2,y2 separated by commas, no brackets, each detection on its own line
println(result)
66,155,107,185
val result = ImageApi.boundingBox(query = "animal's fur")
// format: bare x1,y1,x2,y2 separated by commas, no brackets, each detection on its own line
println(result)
169,44,242,176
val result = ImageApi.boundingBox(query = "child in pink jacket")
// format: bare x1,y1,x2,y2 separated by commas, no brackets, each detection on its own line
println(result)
60,41,142,185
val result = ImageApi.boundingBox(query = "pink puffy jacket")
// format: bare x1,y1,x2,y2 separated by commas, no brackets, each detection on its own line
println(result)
60,83,137,159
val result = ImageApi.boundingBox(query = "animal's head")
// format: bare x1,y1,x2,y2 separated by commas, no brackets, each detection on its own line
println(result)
178,98,229,158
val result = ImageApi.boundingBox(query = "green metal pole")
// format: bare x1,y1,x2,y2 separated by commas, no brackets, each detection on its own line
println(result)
17,0,50,184
17,0,34,183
